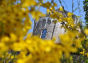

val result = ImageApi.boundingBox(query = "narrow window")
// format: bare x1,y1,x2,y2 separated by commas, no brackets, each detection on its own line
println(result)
41,29,47,39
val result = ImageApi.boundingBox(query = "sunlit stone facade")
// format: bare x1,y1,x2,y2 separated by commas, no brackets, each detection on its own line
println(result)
33,11,79,43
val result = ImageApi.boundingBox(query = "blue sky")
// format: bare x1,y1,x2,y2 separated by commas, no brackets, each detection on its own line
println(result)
29,0,85,33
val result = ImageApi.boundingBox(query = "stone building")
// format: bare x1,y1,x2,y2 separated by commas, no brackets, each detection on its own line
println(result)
32,9,79,43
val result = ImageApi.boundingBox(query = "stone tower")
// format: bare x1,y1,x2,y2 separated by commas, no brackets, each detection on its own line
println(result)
32,10,79,43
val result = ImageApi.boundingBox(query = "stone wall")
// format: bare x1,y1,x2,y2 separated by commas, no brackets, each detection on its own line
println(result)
33,13,79,43
33,17,65,43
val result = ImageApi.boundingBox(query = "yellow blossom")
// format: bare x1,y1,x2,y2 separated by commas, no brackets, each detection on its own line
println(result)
67,12,73,17
84,29,88,35
59,6,64,11
10,33,17,41
22,0,36,7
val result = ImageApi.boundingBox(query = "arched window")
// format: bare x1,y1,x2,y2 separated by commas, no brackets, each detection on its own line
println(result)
41,29,47,39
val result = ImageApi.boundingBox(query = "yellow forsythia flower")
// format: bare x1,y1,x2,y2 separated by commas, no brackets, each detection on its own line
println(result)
67,12,73,17
86,53,88,57
59,6,64,11
84,29,88,35
22,0,36,7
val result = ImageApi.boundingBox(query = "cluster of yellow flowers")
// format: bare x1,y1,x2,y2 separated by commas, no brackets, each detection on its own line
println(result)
80,48,88,57
49,7,75,28
0,0,86,63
